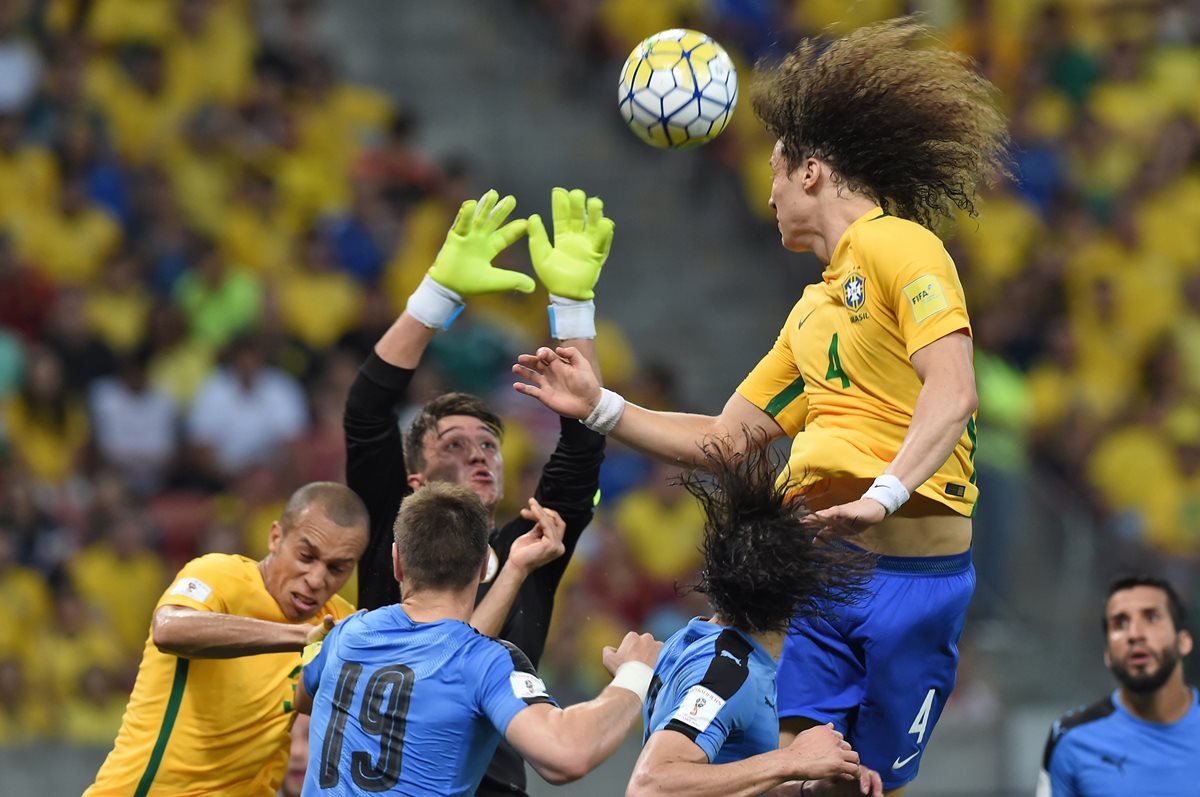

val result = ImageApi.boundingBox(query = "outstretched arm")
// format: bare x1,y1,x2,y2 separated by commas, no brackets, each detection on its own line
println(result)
807,331,976,530
626,724,865,797
151,605,333,659
513,346,784,465
503,631,661,784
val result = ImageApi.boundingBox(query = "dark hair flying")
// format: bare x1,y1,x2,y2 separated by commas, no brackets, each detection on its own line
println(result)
680,433,873,635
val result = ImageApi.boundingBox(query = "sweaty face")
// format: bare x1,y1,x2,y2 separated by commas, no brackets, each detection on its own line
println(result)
412,415,504,511
1104,586,1190,694
261,507,367,622
768,140,815,253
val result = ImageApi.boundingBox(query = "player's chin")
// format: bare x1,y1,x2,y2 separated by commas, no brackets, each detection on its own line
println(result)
779,233,808,254
469,482,502,511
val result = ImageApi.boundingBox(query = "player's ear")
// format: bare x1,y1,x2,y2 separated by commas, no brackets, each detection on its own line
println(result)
268,521,285,555
392,542,404,584
1179,629,1193,657
802,157,821,190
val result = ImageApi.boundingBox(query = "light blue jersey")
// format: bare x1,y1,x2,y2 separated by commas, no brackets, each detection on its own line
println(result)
302,605,555,796
643,618,778,764
1038,688,1200,796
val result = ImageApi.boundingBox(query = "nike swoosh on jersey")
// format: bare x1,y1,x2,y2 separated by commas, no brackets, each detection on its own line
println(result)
892,751,920,769
797,309,817,330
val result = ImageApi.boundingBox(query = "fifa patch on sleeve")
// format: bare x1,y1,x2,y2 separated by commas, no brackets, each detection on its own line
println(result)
672,685,725,732
509,672,549,700
902,275,949,323
169,577,213,603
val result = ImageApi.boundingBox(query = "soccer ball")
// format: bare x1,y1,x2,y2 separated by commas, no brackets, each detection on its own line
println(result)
617,29,738,149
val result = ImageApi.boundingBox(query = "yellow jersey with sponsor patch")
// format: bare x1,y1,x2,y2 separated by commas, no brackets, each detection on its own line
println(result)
737,208,977,516
86,554,354,797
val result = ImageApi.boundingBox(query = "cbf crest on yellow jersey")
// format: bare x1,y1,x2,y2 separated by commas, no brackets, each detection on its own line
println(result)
86,553,354,797
737,207,977,516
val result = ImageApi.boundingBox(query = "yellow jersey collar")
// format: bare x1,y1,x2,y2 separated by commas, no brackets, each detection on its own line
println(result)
824,206,885,283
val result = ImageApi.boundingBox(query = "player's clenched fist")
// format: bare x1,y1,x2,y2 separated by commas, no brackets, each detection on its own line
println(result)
780,724,861,782
602,632,662,674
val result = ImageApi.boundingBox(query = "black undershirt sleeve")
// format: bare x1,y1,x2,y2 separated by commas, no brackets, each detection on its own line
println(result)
343,352,414,610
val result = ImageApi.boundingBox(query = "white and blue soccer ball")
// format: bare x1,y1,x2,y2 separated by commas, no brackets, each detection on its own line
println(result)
617,29,738,149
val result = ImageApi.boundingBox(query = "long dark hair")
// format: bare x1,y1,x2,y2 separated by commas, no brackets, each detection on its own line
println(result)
680,433,873,634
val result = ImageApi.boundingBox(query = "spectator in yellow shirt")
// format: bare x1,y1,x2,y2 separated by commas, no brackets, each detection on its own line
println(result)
0,526,52,667
0,111,57,218
10,173,121,286
0,656,52,743
275,229,363,350
614,462,705,583
2,345,89,485
71,511,168,658
88,44,187,164
39,588,125,710
84,250,153,354
62,665,130,747
219,173,296,275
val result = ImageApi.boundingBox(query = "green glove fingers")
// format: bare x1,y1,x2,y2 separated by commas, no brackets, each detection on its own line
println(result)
491,217,530,256
528,187,614,301
567,189,586,233
450,198,478,236
427,191,534,296
527,213,554,265
550,187,570,238
594,217,615,260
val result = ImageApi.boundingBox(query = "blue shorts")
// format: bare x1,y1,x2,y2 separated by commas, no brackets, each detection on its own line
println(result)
777,547,974,790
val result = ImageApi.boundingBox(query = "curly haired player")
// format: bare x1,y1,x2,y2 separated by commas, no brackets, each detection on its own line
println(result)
513,18,1010,793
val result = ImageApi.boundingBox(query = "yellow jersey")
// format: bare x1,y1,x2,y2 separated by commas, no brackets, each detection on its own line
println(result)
86,554,354,797
737,208,977,516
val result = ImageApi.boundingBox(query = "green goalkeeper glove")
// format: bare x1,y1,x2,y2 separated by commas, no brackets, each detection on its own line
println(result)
527,187,614,301
408,190,533,329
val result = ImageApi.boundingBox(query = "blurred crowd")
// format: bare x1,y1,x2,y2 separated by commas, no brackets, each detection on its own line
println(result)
0,0,717,746
0,0,1197,751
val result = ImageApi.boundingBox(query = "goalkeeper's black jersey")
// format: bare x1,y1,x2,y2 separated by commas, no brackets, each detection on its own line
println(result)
343,352,605,796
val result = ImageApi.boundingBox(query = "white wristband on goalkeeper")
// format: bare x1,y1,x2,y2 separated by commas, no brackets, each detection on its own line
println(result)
583,388,625,435
547,295,596,340
861,474,910,516
406,275,466,330
609,661,654,704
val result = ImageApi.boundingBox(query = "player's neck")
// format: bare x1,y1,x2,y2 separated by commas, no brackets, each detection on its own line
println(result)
752,630,785,661
400,587,476,625
710,616,785,661
812,192,878,264
1119,677,1194,724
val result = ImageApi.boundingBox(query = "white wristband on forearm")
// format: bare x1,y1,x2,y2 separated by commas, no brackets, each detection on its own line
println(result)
406,275,465,330
583,388,625,435
861,474,910,516
547,295,596,340
609,661,654,704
